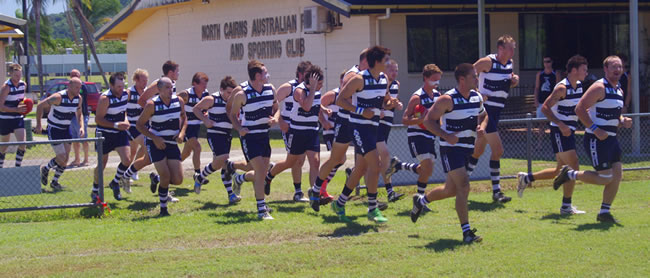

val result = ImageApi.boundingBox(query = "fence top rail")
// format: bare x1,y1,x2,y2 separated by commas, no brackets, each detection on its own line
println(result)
388,112,650,127
0,137,105,147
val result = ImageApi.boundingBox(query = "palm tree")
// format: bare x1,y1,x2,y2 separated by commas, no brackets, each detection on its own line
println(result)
71,0,109,86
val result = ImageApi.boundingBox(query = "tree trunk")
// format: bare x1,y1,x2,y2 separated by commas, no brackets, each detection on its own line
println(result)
65,5,80,45
72,0,108,86
34,0,45,98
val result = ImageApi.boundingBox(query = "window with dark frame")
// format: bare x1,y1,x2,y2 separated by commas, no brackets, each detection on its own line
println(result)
406,14,490,72
519,13,630,71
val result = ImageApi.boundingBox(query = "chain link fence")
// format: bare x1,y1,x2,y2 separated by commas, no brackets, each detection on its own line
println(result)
359,112,650,190
0,137,105,213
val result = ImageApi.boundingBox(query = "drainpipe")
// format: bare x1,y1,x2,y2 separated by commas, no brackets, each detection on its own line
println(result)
376,8,391,45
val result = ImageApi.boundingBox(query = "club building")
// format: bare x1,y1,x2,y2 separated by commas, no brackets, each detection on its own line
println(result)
95,0,650,116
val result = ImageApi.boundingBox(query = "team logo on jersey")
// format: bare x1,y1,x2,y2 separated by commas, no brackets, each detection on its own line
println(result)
469,96,481,103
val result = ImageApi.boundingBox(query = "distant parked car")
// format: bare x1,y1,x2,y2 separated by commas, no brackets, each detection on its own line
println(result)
40,81,101,116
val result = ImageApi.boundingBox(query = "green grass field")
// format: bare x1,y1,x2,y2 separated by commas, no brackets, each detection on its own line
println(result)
0,166,648,276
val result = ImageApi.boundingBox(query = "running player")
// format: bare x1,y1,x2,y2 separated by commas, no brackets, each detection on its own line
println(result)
192,76,250,204
229,60,279,220
136,77,187,217
91,72,132,201
308,49,368,210
517,55,589,215
125,61,180,194
124,69,149,189
178,72,210,184
386,64,442,204
466,35,519,203
274,61,312,198
36,77,84,191
411,63,487,244
317,70,347,202
553,56,633,224
329,45,391,223
264,66,323,202
0,63,27,168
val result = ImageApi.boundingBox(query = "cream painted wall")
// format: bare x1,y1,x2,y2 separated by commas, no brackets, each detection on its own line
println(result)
1,42,6,80
125,0,373,93
489,12,519,73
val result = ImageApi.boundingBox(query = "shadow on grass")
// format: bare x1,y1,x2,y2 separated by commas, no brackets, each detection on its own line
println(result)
125,200,159,211
574,222,622,231
80,203,118,218
193,200,230,211
423,238,465,252
266,200,308,213
540,213,571,221
170,188,191,197
318,216,378,238
211,210,259,225
468,200,504,212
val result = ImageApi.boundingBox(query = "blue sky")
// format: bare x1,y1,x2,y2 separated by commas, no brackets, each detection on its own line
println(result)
0,1,66,18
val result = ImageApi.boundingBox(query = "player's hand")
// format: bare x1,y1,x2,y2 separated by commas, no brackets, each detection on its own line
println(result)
476,125,485,137
594,128,609,141
174,132,185,144
559,123,572,137
268,116,279,126
444,132,459,145
152,136,166,150
79,128,85,138
117,122,130,131
511,74,520,87
361,108,375,119
239,127,249,137
15,104,27,114
35,123,42,134
279,119,289,133
622,117,633,128
307,73,320,92
379,110,385,119
323,107,332,117
396,101,403,111
204,120,215,129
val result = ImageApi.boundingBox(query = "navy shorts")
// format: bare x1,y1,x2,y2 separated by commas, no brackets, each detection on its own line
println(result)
323,132,335,151
207,132,232,157
47,126,71,144
485,105,502,134
377,123,392,143
127,125,141,141
184,124,201,140
334,118,353,144
241,132,271,161
549,126,576,154
584,133,621,171
408,135,437,161
440,146,472,173
287,128,319,155
351,123,378,155
0,118,24,136
95,130,129,154
146,139,181,163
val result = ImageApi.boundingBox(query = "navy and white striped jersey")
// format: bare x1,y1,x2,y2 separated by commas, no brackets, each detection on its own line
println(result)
206,91,232,135
380,80,399,126
0,79,25,119
550,78,584,130
47,90,79,130
126,86,143,126
407,88,440,139
349,70,387,127
323,88,339,135
478,54,513,108
439,88,484,150
280,79,299,123
96,89,128,134
586,78,624,137
337,65,360,122
241,83,274,134
290,82,321,131
149,95,181,144
184,87,209,125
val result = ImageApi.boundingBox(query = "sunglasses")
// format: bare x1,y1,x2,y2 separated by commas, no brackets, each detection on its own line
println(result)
543,60,552,63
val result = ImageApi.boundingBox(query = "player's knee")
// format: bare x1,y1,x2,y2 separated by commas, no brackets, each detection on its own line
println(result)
170,175,182,185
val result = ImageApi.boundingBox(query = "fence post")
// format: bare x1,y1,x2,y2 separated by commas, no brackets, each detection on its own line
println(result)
526,113,533,175
96,132,104,215
354,153,360,196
